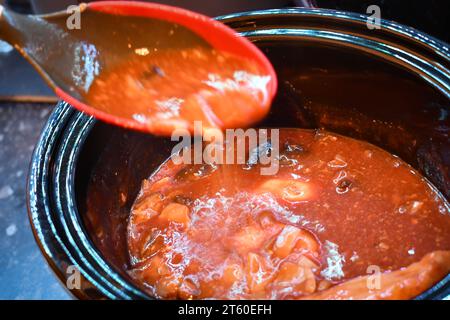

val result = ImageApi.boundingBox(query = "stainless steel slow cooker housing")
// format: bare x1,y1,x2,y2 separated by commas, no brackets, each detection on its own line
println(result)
27,8,450,299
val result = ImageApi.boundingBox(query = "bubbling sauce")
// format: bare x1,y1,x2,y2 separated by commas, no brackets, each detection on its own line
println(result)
127,129,450,299
86,47,272,135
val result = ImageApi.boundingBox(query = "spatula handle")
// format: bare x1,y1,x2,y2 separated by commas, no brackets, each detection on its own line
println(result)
0,5,16,46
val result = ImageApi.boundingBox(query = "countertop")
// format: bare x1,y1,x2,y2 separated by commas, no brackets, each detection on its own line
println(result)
0,102,71,299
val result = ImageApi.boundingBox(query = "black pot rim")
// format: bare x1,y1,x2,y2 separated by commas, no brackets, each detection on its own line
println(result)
27,8,450,300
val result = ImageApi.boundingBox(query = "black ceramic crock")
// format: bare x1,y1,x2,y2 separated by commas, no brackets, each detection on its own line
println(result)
27,8,450,299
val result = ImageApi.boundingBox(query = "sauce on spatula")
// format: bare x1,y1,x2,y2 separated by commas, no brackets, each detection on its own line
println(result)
86,47,273,135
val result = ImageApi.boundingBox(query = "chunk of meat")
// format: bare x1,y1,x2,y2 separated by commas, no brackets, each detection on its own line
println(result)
155,275,181,299
130,192,165,225
138,255,170,284
272,225,302,259
297,255,319,269
273,260,316,296
301,250,450,300
159,203,191,227
221,263,245,288
178,276,201,299
294,230,320,258
272,225,320,259
258,179,314,203
226,225,267,255
149,177,172,192
245,253,274,295
257,211,284,237
140,231,165,257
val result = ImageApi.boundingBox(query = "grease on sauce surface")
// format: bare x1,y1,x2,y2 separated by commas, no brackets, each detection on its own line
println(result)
127,129,450,299
86,47,272,135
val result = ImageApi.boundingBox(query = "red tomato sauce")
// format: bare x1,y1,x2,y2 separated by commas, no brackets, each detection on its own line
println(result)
86,47,272,135
127,129,450,299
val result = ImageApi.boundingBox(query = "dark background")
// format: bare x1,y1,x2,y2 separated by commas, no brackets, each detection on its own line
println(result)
0,0,448,300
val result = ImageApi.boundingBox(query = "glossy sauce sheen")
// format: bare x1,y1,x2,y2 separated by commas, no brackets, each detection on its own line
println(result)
86,47,272,135
127,129,450,299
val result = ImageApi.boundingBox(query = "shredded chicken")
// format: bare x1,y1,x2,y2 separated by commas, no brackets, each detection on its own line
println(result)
301,250,450,300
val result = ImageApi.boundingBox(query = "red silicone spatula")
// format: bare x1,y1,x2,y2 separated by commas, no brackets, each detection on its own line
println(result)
0,1,277,135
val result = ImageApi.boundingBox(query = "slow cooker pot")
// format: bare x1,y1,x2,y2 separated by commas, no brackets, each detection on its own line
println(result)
27,8,450,299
